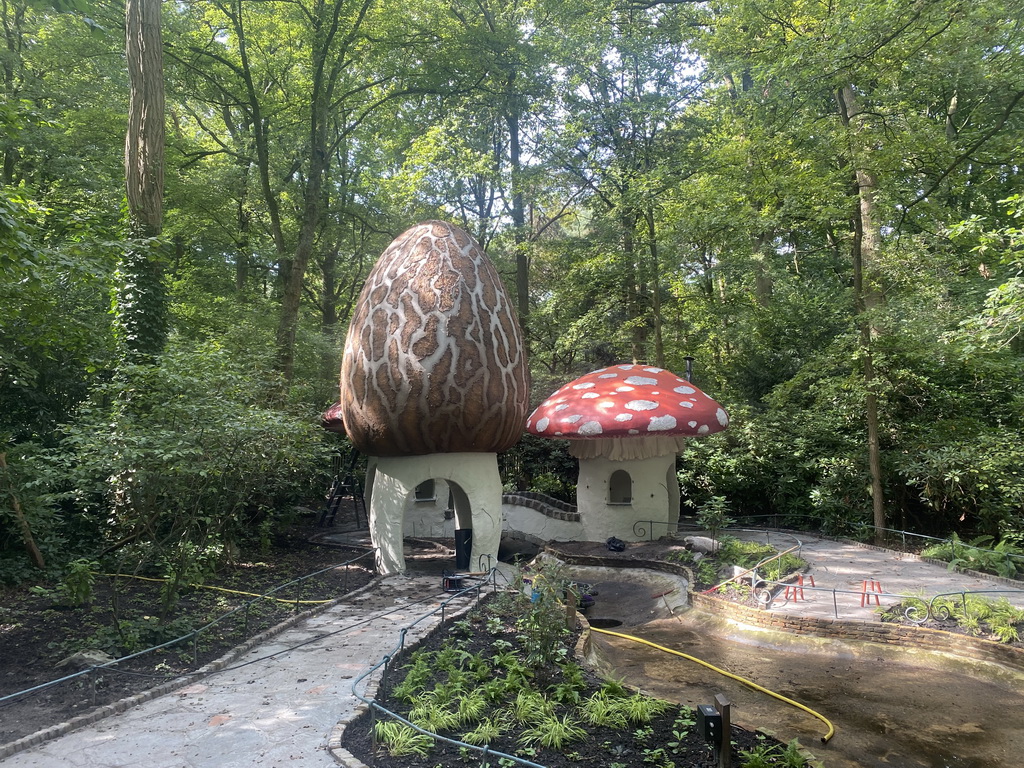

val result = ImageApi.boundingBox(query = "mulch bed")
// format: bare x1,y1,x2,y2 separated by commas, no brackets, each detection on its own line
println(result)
341,592,778,768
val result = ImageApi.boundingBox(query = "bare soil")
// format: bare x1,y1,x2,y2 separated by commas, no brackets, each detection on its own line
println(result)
0,524,374,746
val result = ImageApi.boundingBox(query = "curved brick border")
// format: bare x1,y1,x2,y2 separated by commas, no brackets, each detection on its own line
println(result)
0,576,386,762
503,492,580,522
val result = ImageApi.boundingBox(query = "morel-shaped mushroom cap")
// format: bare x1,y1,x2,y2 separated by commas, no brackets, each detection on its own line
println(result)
526,365,728,460
339,221,529,457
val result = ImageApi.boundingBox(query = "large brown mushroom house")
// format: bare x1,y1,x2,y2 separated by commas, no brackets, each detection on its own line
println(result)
331,221,529,574
526,366,728,542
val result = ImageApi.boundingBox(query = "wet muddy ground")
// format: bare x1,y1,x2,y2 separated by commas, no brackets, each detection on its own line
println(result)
574,567,1024,768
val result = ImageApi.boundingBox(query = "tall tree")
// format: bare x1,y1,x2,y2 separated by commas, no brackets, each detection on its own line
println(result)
117,0,167,361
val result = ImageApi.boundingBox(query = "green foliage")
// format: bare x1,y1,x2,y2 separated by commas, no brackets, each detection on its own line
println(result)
579,692,629,729
697,496,735,542
715,538,808,581
507,690,551,726
739,737,808,768
921,534,1023,580
462,718,505,746
518,561,573,668
373,720,433,757
518,713,587,750
886,593,1024,645
54,337,331,605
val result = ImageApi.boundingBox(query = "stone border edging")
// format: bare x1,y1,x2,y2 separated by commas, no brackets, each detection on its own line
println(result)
693,591,1024,671
503,493,580,522
327,587,487,768
0,575,386,763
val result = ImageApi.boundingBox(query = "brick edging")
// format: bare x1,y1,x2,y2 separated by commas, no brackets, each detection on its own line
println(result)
693,591,1024,671
0,577,387,763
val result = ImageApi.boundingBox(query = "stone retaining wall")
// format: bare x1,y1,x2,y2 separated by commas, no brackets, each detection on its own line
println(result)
547,544,1024,674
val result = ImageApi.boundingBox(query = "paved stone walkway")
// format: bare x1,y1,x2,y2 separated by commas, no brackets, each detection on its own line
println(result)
731,530,1024,621
1,573,485,768
1,534,1021,767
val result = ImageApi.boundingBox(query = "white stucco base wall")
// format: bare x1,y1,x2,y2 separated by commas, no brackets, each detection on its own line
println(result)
577,454,677,542
501,503,583,543
368,453,502,574
403,480,455,539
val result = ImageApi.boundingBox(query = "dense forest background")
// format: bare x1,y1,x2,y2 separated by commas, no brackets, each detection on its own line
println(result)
2,0,1022,583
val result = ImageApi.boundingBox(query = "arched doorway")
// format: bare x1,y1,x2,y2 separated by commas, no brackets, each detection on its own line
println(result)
366,453,502,574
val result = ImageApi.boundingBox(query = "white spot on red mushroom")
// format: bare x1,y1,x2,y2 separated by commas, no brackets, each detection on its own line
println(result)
614,413,633,422
679,401,694,408
581,392,599,399
625,400,658,411
555,403,569,411
643,367,663,373
716,408,729,426
566,414,582,423
579,421,603,435
573,382,596,390
674,385,696,395
616,386,635,393
617,365,634,370
649,415,677,431
598,373,618,379
628,429,640,435
625,376,658,386
698,425,710,435
688,421,697,428
536,417,549,432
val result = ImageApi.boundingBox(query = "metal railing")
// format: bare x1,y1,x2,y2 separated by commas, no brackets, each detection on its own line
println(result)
0,550,376,710
350,569,551,768
716,573,1024,622
631,517,1024,577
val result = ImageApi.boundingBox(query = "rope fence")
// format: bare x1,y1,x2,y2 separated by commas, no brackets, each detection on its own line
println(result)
350,568,552,768
0,549,377,711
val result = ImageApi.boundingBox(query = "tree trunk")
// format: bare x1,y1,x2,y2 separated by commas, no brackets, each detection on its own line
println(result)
125,0,164,238
505,108,529,341
119,0,167,361
839,84,887,539
644,208,665,367
0,453,45,570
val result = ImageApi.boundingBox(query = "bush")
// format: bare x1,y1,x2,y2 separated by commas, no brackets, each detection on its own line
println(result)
921,534,1023,580
52,338,332,604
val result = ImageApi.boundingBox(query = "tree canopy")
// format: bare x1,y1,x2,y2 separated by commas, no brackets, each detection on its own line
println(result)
2,0,1022,580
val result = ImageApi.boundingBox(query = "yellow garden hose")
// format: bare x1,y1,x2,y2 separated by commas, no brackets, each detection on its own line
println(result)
590,626,835,743
94,572,333,605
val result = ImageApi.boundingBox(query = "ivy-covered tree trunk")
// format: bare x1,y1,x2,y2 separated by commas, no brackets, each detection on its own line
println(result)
118,0,167,361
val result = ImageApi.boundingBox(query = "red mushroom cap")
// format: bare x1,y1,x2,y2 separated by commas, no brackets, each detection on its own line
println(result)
320,401,346,434
526,365,728,453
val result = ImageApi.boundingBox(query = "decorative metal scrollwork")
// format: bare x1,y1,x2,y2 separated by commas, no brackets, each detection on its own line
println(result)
903,594,955,623
927,596,954,621
632,521,649,539
903,596,930,624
